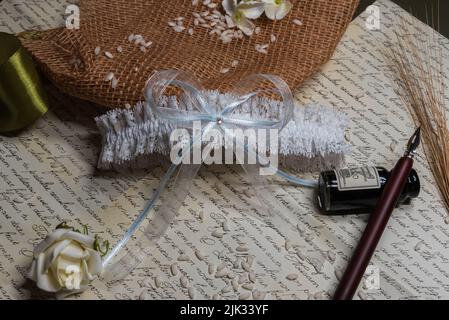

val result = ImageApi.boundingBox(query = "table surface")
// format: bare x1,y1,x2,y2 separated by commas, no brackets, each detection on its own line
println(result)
1,0,449,300
357,0,449,38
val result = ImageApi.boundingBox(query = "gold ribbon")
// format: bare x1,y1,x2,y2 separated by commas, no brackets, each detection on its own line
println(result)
0,32,48,133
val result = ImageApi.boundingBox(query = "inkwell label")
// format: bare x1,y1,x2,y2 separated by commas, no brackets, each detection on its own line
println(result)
334,167,381,191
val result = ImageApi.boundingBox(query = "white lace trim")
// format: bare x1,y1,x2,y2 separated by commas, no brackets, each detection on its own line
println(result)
95,91,350,170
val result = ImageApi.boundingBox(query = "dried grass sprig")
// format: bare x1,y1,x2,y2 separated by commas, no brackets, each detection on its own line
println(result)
384,6,449,219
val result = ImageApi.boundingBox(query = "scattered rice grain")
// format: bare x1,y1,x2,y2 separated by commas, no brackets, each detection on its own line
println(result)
111,77,119,89
335,268,343,280
217,262,226,271
139,290,148,300
327,250,336,263
241,261,251,272
195,249,205,261
255,44,268,54
212,230,224,238
215,269,228,278
104,72,114,81
180,276,189,288
221,285,232,293
170,263,179,276
286,274,298,281
174,26,186,32
232,279,239,291
345,132,351,141
236,245,248,252
188,287,196,299
154,276,162,288
249,272,256,283
13,197,24,204
208,263,215,275
239,292,251,300
178,254,190,262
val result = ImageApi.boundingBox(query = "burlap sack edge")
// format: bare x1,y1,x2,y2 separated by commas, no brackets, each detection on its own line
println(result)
21,0,360,109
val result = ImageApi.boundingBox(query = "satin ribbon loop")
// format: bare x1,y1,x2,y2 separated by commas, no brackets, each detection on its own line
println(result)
0,32,48,133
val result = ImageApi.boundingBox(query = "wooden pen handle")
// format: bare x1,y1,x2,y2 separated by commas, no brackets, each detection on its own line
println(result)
333,156,414,300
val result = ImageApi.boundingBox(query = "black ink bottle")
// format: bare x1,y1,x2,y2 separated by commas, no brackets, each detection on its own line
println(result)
317,166,420,215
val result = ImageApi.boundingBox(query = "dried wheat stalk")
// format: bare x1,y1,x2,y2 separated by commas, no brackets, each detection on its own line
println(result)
384,8,449,219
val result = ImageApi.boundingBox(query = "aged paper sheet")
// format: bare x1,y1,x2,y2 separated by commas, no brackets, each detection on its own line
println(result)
1,0,449,299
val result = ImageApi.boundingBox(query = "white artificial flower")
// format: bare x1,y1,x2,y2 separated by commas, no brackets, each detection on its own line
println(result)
28,228,103,294
263,0,292,20
237,0,265,19
222,0,264,36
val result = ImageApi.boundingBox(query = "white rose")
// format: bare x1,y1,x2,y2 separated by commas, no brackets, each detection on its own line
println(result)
28,228,103,293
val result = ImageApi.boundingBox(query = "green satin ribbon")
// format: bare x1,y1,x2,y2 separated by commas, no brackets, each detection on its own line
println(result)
0,32,48,133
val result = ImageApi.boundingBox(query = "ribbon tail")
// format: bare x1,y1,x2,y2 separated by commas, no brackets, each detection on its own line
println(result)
103,123,215,280
103,162,202,281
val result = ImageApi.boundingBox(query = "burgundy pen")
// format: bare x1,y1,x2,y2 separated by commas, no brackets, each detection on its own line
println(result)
333,127,421,300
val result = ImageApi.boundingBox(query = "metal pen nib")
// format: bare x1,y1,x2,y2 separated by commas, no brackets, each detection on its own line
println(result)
406,127,421,158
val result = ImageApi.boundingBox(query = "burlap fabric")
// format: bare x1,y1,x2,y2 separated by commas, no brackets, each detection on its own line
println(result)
21,0,359,109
